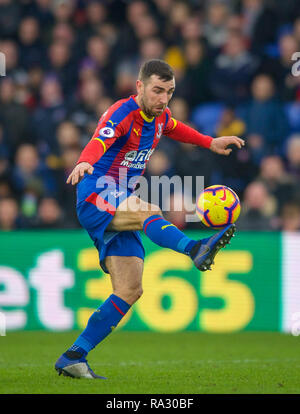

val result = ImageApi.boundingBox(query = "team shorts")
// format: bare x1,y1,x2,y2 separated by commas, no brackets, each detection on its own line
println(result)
76,176,145,273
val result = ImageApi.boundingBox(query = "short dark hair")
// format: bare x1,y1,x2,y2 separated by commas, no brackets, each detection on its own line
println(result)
138,59,174,83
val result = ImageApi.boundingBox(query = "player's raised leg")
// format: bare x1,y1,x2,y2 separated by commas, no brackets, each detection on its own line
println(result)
55,256,143,379
108,196,236,271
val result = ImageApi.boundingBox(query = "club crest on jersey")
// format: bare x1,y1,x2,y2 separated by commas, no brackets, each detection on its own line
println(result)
156,123,163,140
100,127,114,138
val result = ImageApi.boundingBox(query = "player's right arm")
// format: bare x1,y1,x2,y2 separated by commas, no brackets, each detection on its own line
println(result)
66,102,127,185
66,133,116,185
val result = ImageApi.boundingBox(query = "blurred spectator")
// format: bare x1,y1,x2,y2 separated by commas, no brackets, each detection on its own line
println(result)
181,16,203,42
257,155,298,212
204,1,229,53
68,77,104,140
240,0,278,55
32,197,66,229
82,0,108,40
168,97,189,122
132,13,160,43
213,107,254,192
96,96,114,121
115,68,137,100
52,22,75,46
241,74,289,157
226,14,243,37
0,77,32,154
0,178,14,199
32,76,67,156
55,146,81,227
47,40,77,97
18,16,44,70
0,0,20,38
85,35,113,92
237,181,276,230
0,155,11,183
140,37,165,62
56,121,81,152
51,0,76,23
46,120,81,170
258,34,300,101
51,22,81,62
12,144,57,204
180,39,212,106
210,147,258,195
0,122,10,160
165,1,191,44
27,66,44,106
33,0,55,32
126,0,150,27
209,33,259,104
279,202,300,232
294,18,300,44
0,197,20,231
216,107,246,137
116,1,147,58
286,134,300,181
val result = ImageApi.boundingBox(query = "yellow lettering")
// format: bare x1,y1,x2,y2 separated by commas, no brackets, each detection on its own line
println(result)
200,251,254,332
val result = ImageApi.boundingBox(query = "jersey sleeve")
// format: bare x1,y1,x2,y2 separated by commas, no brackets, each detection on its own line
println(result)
162,107,213,149
163,107,178,135
76,101,129,166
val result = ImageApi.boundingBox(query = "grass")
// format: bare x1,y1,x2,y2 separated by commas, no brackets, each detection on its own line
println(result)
0,331,299,394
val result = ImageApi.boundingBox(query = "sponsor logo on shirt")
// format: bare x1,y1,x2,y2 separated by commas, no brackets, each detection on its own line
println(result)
121,148,155,169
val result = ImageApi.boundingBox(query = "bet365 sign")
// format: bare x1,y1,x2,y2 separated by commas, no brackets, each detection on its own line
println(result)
0,231,299,333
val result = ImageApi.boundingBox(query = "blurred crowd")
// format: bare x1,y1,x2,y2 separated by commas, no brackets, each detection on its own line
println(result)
0,0,300,232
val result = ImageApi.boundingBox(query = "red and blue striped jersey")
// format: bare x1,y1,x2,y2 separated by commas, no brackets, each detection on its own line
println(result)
89,94,176,186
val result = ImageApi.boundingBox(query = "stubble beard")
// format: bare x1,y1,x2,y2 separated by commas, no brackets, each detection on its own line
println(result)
140,96,158,118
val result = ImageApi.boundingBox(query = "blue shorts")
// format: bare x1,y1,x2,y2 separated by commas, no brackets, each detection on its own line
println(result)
76,176,145,273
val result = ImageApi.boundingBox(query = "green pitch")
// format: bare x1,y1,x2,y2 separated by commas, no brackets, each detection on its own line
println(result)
0,331,299,394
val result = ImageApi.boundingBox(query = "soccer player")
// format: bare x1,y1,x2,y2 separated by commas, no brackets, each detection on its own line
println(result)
55,59,244,379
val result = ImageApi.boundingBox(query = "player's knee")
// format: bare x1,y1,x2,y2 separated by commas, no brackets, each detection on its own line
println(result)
139,204,163,229
133,286,143,302
114,285,143,305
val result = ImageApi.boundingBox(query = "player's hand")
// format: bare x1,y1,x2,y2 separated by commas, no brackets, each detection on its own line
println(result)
209,136,245,156
66,162,94,185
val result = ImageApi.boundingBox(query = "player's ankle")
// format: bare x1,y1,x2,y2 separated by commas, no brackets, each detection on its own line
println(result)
64,349,87,360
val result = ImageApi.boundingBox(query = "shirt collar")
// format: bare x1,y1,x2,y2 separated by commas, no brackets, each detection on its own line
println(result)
130,95,155,123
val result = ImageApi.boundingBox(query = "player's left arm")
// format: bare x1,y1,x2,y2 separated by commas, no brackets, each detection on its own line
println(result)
164,116,245,155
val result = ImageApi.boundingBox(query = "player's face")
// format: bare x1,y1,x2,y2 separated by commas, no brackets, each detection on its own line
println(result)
137,75,175,117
